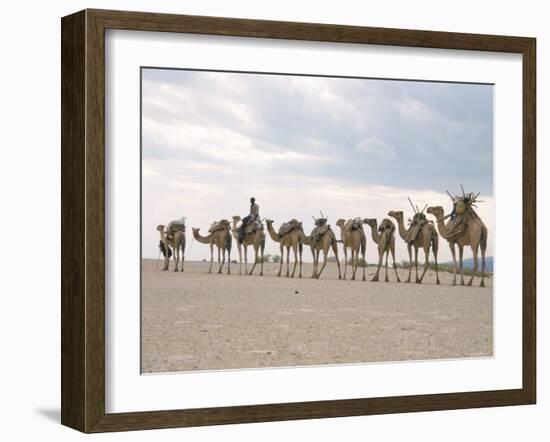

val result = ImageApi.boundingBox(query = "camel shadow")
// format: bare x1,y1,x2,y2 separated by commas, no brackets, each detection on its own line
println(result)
35,407,60,423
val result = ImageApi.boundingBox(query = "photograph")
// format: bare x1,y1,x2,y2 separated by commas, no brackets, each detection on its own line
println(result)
140,67,494,374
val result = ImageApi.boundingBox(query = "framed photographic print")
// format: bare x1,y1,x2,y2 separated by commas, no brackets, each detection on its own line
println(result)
61,9,536,433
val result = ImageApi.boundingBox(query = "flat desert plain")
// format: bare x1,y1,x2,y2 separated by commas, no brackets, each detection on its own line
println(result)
141,259,493,373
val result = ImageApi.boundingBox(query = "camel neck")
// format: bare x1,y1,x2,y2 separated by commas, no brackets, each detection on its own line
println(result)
193,231,211,244
368,223,380,244
266,223,280,242
395,217,409,241
435,216,451,239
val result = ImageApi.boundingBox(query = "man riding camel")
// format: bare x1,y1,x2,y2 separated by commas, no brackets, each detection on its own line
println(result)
239,197,260,243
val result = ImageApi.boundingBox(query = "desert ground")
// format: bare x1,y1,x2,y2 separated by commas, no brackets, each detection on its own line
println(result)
141,259,493,373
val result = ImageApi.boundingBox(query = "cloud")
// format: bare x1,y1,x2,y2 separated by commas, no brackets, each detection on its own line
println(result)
355,136,396,160
397,98,439,122
140,69,494,263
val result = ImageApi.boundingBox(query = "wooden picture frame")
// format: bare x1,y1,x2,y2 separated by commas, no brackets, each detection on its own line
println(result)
61,8,536,433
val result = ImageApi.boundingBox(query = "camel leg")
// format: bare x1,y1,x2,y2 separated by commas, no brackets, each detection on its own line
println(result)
208,244,213,274
291,244,298,278
406,244,412,283
418,246,429,283
311,249,317,278
433,246,440,285
468,244,479,286
298,245,303,278
260,239,265,276
342,247,348,280
414,247,420,283
449,242,457,285
350,248,357,281
480,238,486,287
391,244,401,282
351,249,357,281
248,245,258,275
332,242,342,280
227,246,231,275
260,243,264,276
362,248,366,282
244,246,248,275
384,250,390,282
286,246,290,278
458,246,465,285
173,248,179,272
317,249,329,279
372,250,383,282
218,247,224,274
277,244,283,277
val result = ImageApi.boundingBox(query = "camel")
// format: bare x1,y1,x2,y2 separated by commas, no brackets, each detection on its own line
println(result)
191,224,232,274
265,219,303,278
335,218,366,281
157,224,185,272
427,200,487,287
388,208,440,284
297,219,342,279
231,216,266,276
363,218,401,282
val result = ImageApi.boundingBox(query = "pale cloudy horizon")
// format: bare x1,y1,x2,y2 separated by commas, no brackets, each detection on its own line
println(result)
142,68,494,264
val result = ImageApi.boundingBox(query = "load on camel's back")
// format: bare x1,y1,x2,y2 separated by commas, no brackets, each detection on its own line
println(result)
277,218,301,237
444,189,486,242
311,215,331,244
167,216,186,237
208,219,231,233
405,211,430,243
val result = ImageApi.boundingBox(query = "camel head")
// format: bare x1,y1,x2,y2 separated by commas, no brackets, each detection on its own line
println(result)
379,218,395,233
388,210,403,221
363,218,376,228
157,224,165,232
336,219,345,227
232,215,241,222
265,219,274,225
191,227,200,235
427,206,445,220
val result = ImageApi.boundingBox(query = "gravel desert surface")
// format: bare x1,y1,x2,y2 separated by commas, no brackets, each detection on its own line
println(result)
141,259,493,373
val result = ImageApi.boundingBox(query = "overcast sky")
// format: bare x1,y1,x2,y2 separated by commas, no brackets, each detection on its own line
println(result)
142,68,494,263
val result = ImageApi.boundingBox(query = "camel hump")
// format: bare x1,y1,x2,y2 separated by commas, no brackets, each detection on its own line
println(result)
278,219,300,236
344,217,363,232
167,218,186,233
209,219,230,233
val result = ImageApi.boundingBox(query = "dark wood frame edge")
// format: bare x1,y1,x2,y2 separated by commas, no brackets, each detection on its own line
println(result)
61,9,536,433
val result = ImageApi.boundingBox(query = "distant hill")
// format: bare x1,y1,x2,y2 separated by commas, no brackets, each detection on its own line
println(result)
444,256,493,272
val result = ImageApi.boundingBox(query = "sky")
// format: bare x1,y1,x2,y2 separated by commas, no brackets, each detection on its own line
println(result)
141,68,494,264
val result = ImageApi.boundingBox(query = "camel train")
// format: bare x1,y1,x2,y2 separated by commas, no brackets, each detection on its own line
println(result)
156,189,488,287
